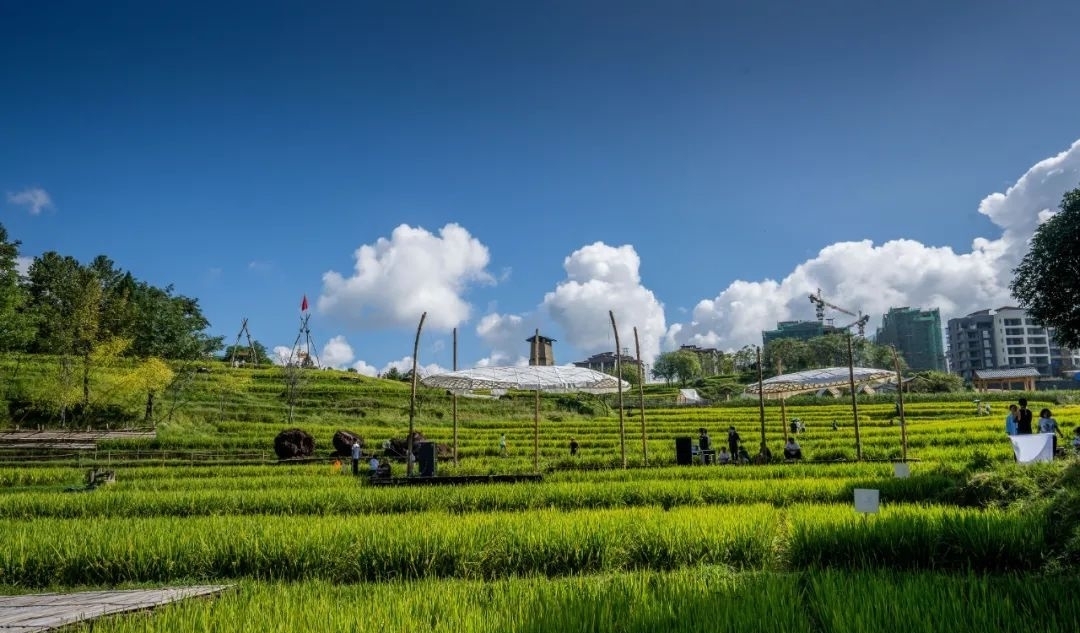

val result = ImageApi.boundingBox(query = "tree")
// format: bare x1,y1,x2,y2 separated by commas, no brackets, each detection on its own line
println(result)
381,367,404,381
1011,185,1080,348
129,283,221,360
606,362,641,386
765,338,809,373
669,350,701,385
0,224,35,351
650,353,678,384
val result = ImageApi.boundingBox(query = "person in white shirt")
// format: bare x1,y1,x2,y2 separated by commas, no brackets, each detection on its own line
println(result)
351,441,361,475
368,456,379,476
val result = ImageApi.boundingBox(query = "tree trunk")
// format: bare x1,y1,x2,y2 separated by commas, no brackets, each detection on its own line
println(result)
82,352,91,408
145,391,155,425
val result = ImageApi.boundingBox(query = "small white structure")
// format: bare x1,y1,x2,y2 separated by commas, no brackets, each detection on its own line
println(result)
676,388,703,405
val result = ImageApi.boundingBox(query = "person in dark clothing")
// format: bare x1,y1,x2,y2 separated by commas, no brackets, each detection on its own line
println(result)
727,426,741,458
1016,398,1034,435
698,428,711,451
569,438,579,457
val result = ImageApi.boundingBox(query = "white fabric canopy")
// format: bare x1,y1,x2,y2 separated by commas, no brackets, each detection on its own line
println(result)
678,389,703,403
420,365,629,393
744,366,895,397
1010,433,1055,464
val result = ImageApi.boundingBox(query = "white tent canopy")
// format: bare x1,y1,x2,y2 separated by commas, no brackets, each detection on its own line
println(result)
744,366,895,398
421,365,629,393
677,388,703,404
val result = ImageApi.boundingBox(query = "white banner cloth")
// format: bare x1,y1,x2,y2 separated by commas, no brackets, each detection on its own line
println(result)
1010,433,1055,464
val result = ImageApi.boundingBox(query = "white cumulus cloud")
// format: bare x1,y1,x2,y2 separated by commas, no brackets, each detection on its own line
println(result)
668,138,1080,351
542,242,667,365
379,355,449,378
351,360,379,377
474,312,532,367
321,335,355,369
318,223,494,331
6,187,53,215
15,256,32,277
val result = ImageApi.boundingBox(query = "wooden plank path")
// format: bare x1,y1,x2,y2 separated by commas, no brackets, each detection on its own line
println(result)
0,430,156,443
0,585,231,632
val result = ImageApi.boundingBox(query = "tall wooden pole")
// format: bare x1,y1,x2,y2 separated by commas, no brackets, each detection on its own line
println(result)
893,348,908,462
452,327,459,466
610,311,626,468
407,312,427,476
634,327,647,466
777,358,788,443
756,346,766,450
533,329,540,472
847,333,862,461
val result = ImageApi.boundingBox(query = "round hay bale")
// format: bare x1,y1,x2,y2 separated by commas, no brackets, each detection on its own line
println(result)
274,428,315,460
332,430,364,457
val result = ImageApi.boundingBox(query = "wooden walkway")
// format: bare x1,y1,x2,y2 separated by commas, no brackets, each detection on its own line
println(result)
0,585,231,632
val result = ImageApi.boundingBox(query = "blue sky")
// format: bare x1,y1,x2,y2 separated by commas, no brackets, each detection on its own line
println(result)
3,1,1080,375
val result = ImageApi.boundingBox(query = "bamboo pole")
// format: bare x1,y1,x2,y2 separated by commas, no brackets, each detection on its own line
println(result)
610,311,626,468
893,348,908,462
756,346,766,449
777,358,788,443
452,327,458,466
533,329,540,472
407,312,427,477
634,327,647,466
847,333,862,461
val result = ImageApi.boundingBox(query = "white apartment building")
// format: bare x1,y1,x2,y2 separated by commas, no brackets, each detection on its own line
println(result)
992,307,1080,376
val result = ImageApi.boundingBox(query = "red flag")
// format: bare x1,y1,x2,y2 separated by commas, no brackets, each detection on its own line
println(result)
301,295,309,312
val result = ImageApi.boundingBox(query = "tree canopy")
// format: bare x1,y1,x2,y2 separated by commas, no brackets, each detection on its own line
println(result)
0,223,222,360
1011,185,1080,348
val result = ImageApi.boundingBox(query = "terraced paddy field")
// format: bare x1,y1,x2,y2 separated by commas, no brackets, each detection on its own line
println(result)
2,360,1080,631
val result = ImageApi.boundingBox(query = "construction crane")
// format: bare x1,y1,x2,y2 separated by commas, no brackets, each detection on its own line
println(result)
808,288,868,337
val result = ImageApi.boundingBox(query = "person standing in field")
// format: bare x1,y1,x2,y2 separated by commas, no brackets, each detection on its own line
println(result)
1005,404,1019,436
351,440,361,476
569,437,579,457
1038,408,1062,454
726,426,740,458
1016,398,1034,435
499,433,507,457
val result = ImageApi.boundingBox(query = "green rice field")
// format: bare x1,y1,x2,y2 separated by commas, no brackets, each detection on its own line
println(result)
2,361,1079,631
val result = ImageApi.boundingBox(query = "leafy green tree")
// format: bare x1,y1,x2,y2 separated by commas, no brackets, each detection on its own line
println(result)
0,224,35,350
606,362,642,386
650,352,678,384
25,252,88,354
806,334,847,367
765,338,809,373
1011,185,1080,348
381,367,403,381
669,350,701,385
732,345,758,373
129,283,221,360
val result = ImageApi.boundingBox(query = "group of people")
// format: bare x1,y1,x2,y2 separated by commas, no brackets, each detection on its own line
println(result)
1003,397,1080,456
694,426,803,465
349,440,393,477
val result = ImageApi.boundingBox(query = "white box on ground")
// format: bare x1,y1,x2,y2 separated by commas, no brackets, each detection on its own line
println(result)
893,462,910,478
854,488,880,514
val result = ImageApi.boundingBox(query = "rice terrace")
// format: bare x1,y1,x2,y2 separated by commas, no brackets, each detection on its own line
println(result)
2,352,1079,632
